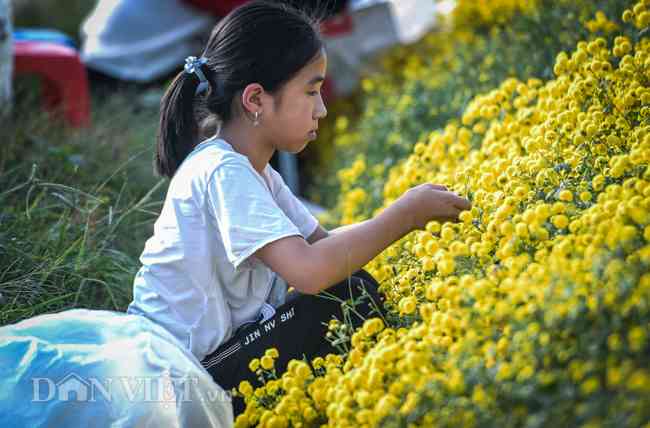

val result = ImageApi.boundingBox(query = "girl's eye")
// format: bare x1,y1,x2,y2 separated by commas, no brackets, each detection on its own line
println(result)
308,90,320,96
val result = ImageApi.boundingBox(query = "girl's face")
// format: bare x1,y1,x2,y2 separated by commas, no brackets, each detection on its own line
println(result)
264,49,328,153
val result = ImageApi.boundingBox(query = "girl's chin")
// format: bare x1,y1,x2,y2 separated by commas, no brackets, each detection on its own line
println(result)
282,141,309,154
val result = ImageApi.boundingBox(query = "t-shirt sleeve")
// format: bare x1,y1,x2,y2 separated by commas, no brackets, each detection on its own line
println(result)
206,160,303,270
268,167,319,239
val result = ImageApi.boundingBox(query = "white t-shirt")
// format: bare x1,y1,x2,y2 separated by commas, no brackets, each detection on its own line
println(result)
127,137,319,361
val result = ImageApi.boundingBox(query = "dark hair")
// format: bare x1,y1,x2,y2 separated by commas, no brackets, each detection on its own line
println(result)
155,1,325,178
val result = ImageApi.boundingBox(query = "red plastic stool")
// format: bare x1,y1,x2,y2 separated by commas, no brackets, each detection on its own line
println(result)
13,40,91,128
182,0,247,17
320,12,354,36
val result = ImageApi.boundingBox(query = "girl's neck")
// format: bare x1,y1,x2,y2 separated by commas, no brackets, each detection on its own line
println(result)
217,117,275,175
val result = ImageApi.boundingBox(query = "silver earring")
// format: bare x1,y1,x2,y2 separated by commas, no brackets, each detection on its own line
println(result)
253,111,260,126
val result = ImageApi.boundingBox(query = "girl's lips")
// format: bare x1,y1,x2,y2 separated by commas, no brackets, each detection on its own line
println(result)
308,130,318,139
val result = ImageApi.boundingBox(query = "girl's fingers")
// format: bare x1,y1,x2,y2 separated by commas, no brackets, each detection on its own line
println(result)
451,195,472,211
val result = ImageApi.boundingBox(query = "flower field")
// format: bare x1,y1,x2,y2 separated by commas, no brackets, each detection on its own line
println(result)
315,0,629,219
234,1,650,427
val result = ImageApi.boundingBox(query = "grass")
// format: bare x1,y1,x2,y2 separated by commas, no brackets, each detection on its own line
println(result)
0,77,165,326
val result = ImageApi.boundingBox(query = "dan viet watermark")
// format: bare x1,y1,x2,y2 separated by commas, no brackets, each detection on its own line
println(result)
31,371,232,404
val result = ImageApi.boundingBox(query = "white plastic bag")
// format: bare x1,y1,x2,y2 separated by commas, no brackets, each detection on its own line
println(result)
0,309,233,428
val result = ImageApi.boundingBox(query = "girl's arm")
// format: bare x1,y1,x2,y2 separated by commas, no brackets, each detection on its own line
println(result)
255,184,470,295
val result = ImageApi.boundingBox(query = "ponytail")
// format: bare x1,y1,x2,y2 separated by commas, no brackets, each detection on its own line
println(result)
155,70,202,178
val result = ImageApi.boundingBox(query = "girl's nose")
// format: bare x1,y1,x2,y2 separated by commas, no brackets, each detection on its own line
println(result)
316,96,327,119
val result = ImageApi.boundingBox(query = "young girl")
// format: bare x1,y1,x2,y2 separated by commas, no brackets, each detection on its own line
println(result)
127,0,471,415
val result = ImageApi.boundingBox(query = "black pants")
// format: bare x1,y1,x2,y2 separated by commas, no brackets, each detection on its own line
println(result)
201,269,385,415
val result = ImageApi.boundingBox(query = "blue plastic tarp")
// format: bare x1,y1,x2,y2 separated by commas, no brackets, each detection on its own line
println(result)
0,309,233,428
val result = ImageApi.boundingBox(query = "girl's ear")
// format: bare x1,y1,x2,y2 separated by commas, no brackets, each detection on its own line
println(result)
241,83,265,115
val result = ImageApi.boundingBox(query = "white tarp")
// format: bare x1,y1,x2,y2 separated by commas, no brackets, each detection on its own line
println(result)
81,0,214,82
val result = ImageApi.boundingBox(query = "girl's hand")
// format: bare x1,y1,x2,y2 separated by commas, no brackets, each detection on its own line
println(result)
396,183,471,231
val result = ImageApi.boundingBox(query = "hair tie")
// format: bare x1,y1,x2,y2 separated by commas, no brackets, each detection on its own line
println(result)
184,56,210,95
